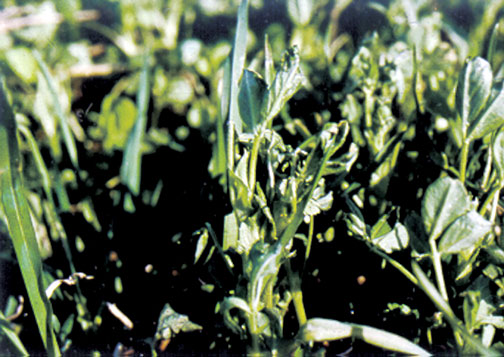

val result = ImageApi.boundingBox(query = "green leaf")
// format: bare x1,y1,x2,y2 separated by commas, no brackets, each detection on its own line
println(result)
261,47,304,125
228,0,249,134
120,55,150,196
5,47,38,84
0,311,28,355
370,215,392,240
421,177,470,241
297,318,430,356
455,57,492,140
223,212,239,251
372,222,410,254
467,80,504,141
33,50,79,168
220,296,251,337
194,228,209,264
438,211,492,255
0,80,60,356
238,70,267,133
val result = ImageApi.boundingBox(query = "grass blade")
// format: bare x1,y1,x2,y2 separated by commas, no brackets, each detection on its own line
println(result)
33,50,79,169
120,55,150,196
0,80,60,356
228,0,249,135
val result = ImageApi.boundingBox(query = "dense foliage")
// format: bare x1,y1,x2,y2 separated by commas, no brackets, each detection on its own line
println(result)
2,0,504,355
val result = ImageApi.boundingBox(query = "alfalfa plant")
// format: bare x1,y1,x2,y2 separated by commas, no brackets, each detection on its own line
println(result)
196,0,430,355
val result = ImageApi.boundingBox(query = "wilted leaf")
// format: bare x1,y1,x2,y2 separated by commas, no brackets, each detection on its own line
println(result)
422,177,470,241
261,47,304,125
455,57,492,140
298,318,429,356
154,303,202,341
372,222,409,253
438,211,492,255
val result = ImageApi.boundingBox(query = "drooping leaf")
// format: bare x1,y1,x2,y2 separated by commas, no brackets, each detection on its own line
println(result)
421,177,470,241
297,318,430,356
455,57,492,140
467,80,504,141
228,0,249,134
120,55,150,196
438,211,492,255
219,296,251,337
0,80,60,355
372,222,410,254
261,47,304,125
238,70,267,133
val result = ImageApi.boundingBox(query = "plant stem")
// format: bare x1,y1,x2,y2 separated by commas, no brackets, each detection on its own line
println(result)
248,129,262,200
480,186,500,217
429,239,449,301
304,218,314,261
369,245,418,285
286,261,307,326
490,188,501,223
481,146,493,190
459,141,470,184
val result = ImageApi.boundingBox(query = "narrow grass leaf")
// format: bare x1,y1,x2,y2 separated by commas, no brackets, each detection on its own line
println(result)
0,80,60,356
120,55,150,196
421,177,470,241
228,0,249,134
33,50,79,169
298,318,430,356
264,35,275,86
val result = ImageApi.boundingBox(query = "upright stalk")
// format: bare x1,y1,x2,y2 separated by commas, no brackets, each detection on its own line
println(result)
459,141,470,184
429,239,449,301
